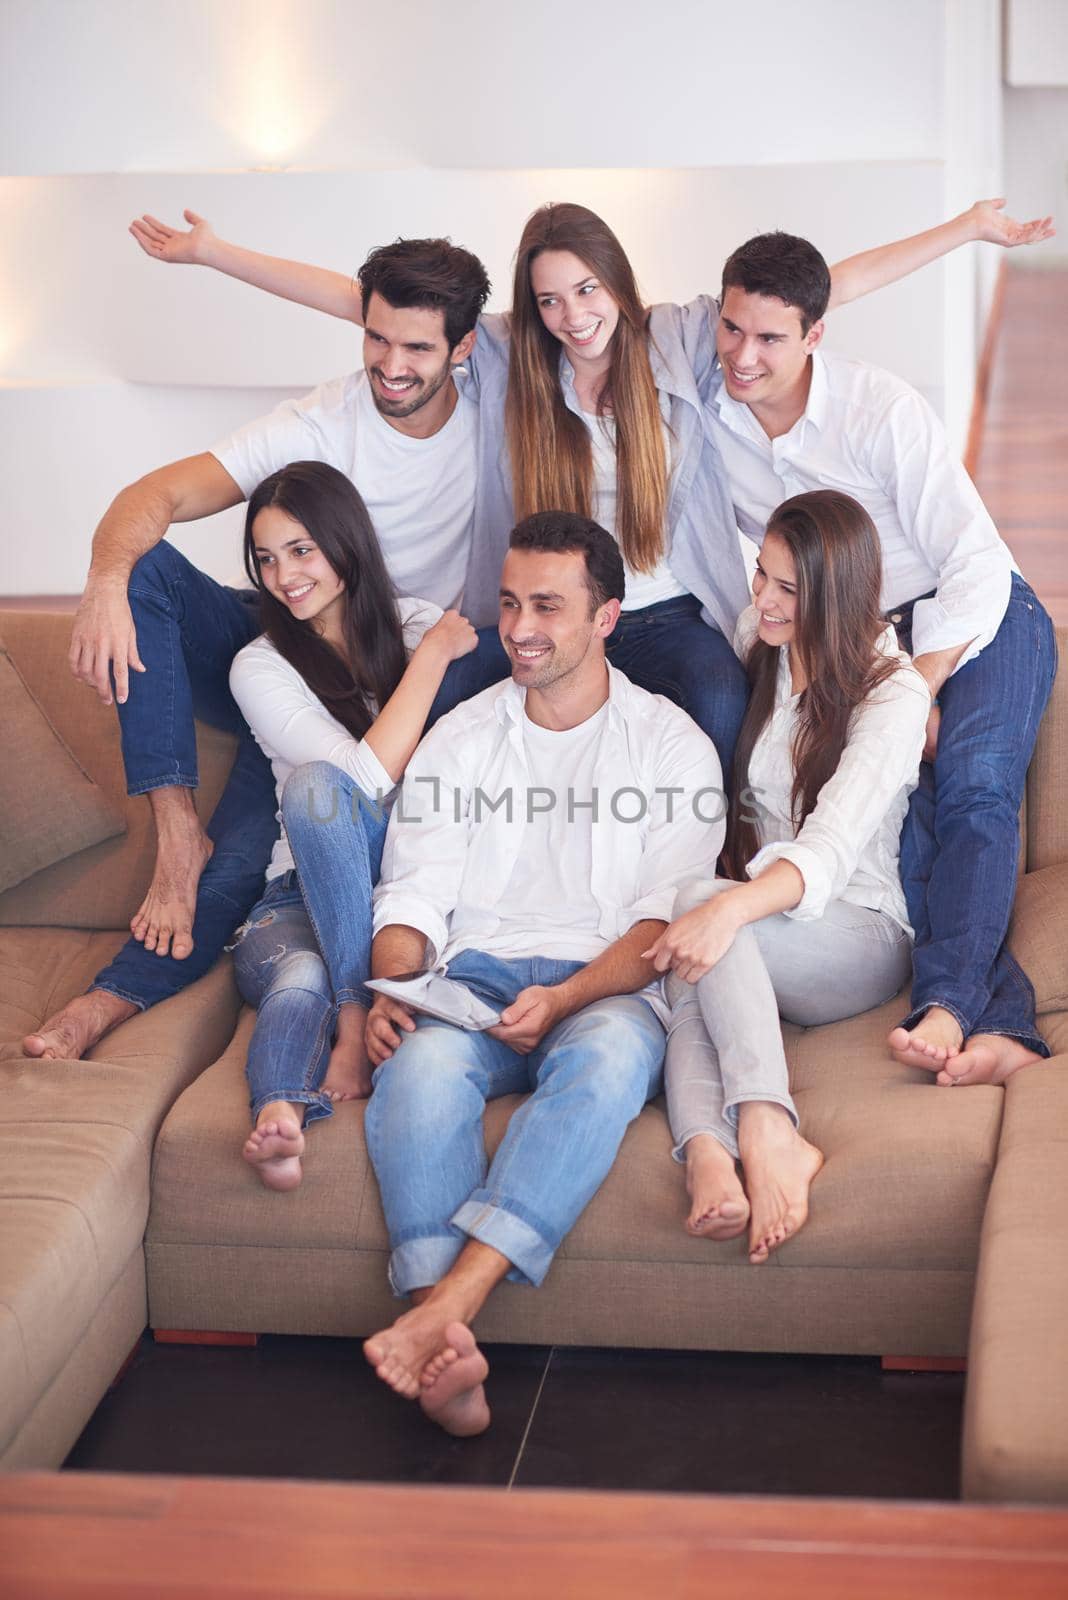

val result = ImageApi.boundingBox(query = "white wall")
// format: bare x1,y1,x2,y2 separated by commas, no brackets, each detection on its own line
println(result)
0,0,1011,593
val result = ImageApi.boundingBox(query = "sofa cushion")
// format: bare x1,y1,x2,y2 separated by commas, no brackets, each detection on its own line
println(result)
0,946,243,1461
1008,864,1068,1017
0,640,125,892
0,611,237,933
149,990,1003,1334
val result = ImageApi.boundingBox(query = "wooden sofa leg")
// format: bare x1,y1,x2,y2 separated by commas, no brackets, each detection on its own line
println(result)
881,1355,967,1373
153,1330,259,1347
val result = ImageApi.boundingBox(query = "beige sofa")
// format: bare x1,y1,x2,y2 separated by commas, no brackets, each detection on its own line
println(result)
1,607,1066,1502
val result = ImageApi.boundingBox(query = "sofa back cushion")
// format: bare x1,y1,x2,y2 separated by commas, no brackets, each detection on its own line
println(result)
0,640,126,891
0,611,238,931
1027,626,1068,872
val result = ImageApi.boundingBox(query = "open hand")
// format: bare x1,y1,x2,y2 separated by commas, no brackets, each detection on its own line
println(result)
488,985,565,1053
969,198,1055,249
642,895,744,984
129,209,215,265
365,993,417,1066
69,579,144,705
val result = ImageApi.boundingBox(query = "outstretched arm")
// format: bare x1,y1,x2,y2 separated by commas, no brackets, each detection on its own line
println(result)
828,198,1055,310
130,209,362,323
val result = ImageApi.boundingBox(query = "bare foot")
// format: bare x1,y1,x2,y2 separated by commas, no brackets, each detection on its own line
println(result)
887,1006,964,1073
738,1103,824,1265
364,1292,469,1401
683,1133,750,1241
130,787,213,960
321,1002,372,1101
419,1321,491,1436
935,1033,1045,1088
243,1102,305,1191
23,989,138,1061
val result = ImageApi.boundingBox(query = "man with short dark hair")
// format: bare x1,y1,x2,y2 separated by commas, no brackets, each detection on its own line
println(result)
360,512,724,1435
705,230,1057,1087
26,235,500,1063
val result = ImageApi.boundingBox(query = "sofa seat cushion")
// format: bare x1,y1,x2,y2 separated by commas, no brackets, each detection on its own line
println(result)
0,1088,150,1459
150,991,1002,1296
0,949,243,1460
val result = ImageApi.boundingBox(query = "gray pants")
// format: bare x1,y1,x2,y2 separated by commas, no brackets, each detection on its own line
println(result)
665,879,912,1161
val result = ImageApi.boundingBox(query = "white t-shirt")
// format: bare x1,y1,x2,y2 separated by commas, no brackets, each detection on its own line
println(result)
584,412,688,611
213,372,476,610
229,595,442,881
470,704,609,962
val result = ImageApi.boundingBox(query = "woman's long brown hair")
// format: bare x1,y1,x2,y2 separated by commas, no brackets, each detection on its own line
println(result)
723,490,905,880
505,202,669,574
243,462,407,740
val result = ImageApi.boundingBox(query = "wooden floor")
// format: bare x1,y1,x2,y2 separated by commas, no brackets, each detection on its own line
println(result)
973,267,1068,625
4,1473,1068,1600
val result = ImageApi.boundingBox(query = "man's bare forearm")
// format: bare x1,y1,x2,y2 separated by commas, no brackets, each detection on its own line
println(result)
371,924,431,980
86,453,243,586
551,919,666,1021
912,641,973,698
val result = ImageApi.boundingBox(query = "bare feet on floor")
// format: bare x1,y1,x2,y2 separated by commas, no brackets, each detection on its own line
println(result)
683,1133,750,1241
22,989,138,1061
364,1290,475,1402
738,1102,824,1266
130,787,213,961
934,1033,1044,1087
419,1322,491,1436
887,1007,964,1073
243,1102,305,1191
321,1003,372,1101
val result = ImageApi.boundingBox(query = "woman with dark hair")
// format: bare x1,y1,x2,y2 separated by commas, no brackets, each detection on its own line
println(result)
129,199,1047,779
228,461,476,1191
644,490,930,1265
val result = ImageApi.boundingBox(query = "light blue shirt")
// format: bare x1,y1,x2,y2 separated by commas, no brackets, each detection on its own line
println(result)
460,301,752,635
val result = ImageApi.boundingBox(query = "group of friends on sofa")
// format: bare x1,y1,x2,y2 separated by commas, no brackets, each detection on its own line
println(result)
21,194,1057,1438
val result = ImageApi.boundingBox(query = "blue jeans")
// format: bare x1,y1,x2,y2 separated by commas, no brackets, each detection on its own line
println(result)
893,574,1057,1055
232,763,389,1124
365,950,666,1292
92,544,495,1012
605,596,748,784
93,543,279,1010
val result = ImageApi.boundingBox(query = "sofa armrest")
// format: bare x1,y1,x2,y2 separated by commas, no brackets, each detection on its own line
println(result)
962,1059,1068,1501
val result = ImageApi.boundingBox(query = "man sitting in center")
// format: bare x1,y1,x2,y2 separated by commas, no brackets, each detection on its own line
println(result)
359,512,739,1435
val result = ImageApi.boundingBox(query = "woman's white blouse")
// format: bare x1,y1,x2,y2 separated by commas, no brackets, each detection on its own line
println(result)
229,595,442,882
734,605,930,932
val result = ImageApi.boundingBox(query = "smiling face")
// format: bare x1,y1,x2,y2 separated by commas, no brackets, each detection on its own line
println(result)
716,286,823,426
752,529,799,649
498,546,617,694
529,249,621,375
251,504,347,640
361,292,474,433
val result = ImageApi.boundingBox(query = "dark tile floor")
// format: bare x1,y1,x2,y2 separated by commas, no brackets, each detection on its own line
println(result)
65,1333,965,1499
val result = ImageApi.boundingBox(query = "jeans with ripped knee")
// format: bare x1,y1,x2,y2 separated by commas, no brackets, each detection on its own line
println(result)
230,763,389,1125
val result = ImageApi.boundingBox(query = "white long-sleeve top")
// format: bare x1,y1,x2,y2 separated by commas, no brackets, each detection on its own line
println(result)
372,663,725,1023
708,351,1015,666
735,607,930,931
229,596,442,882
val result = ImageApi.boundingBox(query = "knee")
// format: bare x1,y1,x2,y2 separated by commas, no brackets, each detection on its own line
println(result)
672,876,730,918
129,542,184,594
258,946,331,1004
559,1012,661,1104
372,1035,472,1120
281,762,347,827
